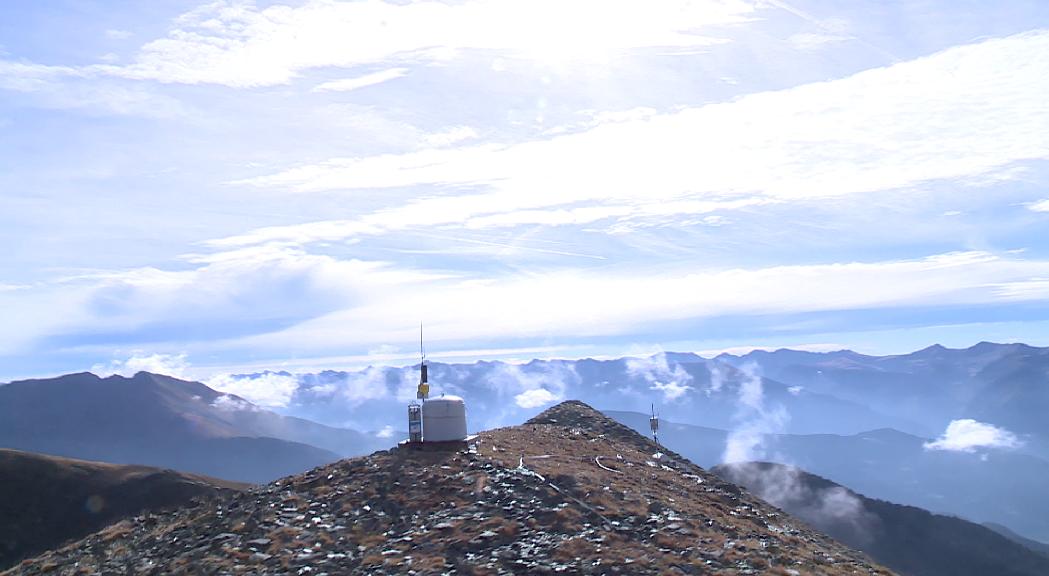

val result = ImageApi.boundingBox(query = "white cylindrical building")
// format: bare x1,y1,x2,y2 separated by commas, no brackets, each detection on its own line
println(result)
422,395,467,442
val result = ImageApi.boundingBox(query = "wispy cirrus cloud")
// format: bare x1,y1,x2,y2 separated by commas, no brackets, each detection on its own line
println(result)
423,126,480,148
86,0,749,87
220,30,1049,247
104,29,134,41
312,68,409,93
207,250,1049,357
787,32,852,50
7,247,1049,378
5,1,1049,381
0,60,185,117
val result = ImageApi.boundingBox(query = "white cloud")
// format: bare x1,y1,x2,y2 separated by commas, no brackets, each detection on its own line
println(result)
376,425,396,439
54,244,441,342
994,279,1049,300
105,29,134,40
340,366,396,405
720,462,874,537
723,364,790,463
97,0,745,87
491,363,575,392
11,246,1049,365
787,32,851,51
210,393,259,412
367,343,400,358
206,372,300,408
222,250,1049,355
1029,199,1049,212
307,382,337,395
626,353,694,402
224,31,1049,243
0,61,85,92
423,126,479,148
92,353,189,378
787,385,803,396
924,419,1022,452
650,380,692,401
0,60,185,117
312,68,408,92
515,388,559,408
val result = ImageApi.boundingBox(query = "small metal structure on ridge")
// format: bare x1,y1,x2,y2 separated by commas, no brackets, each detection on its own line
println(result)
650,403,660,445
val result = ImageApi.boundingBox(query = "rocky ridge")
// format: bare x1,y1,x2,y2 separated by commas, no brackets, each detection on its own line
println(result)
8,401,893,575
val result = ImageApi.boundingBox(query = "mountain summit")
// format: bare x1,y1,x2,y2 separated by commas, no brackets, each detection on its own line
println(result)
8,400,891,575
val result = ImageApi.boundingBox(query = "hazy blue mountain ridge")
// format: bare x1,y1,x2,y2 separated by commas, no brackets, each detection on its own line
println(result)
0,372,385,483
713,461,1049,576
239,355,924,436
608,409,1049,542
718,342,1049,457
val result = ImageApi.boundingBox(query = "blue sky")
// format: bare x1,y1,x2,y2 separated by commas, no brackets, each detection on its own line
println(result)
2,0,1049,381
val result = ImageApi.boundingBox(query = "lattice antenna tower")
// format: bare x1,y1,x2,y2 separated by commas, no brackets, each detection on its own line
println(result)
650,403,660,445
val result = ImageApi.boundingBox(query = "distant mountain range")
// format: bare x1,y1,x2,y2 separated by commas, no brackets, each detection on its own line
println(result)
715,342,1049,458
227,353,929,436
713,461,1049,576
4,341,1048,548
0,372,392,483
0,448,246,570
223,342,1049,450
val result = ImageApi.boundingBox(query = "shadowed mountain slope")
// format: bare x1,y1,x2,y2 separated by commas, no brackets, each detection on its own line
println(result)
0,372,362,482
0,449,247,571
714,462,1049,576
8,401,893,575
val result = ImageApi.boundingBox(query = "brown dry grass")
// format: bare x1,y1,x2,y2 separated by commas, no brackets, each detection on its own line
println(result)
552,537,595,562
411,555,447,571
473,405,896,576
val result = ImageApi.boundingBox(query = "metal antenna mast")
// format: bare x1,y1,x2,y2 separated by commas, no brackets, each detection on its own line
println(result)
417,323,429,400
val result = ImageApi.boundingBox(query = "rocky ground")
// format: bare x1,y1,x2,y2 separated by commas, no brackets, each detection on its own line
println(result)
7,401,894,575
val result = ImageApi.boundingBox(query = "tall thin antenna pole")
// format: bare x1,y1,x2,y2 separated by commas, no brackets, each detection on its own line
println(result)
417,323,429,400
